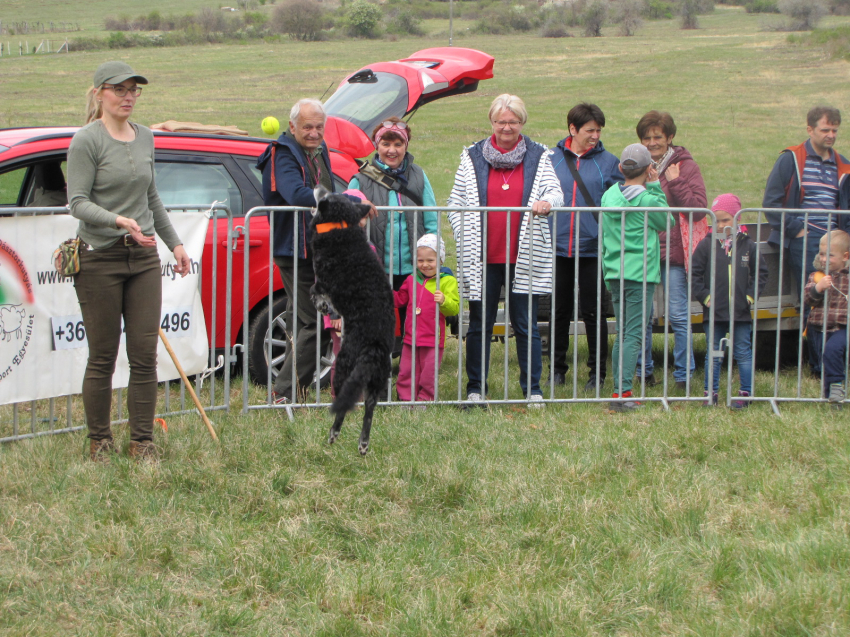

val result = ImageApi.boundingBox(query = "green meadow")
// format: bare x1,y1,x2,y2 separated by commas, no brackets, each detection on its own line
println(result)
2,7,850,636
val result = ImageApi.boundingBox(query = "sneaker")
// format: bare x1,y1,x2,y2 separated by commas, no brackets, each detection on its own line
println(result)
675,380,688,391
527,393,545,408
584,375,604,392
703,390,718,407
828,383,845,407
128,440,161,461
271,392,291,405
731,390,751,410
466,392,484,405
608,391,642,412
89,438,116,463
550,372,566,386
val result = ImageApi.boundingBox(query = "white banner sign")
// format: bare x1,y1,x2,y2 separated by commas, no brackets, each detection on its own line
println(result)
0,213,209,405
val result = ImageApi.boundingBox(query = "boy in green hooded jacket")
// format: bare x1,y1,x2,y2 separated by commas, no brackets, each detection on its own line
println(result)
600,143,672,411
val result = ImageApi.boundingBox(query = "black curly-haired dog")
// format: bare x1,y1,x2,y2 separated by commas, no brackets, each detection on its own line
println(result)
309,186,394,455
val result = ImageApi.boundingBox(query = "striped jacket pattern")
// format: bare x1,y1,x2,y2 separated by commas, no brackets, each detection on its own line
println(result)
447,136,564,301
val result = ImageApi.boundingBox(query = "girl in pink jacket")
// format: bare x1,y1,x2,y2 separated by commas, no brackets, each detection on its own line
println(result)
394,234,460,402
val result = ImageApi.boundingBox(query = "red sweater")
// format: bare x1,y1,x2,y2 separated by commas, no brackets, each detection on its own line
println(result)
486,136,524,264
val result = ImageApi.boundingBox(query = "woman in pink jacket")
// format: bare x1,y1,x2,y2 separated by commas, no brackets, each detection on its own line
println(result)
635,111,708,390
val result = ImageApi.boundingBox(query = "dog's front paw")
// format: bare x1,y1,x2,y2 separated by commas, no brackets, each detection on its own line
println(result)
358,440,369,456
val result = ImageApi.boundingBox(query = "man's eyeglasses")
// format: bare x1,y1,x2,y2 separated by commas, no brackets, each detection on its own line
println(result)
381,120,407,130
102,84,143,97
493,120,522,129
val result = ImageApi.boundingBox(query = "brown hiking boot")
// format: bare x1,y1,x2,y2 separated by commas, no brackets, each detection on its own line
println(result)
128,440,161,461
89,438,117,462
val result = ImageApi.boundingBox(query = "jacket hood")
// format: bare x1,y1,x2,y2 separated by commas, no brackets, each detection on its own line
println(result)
669,145,694,163
556,137,610,160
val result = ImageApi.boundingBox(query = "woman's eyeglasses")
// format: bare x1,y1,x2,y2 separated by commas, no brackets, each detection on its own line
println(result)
102,85,143,97
381,120,407,129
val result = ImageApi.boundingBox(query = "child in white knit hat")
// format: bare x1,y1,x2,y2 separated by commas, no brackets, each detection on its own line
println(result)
393,234,460,402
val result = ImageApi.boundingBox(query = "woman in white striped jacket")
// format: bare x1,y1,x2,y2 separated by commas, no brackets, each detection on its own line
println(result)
447,94,564,405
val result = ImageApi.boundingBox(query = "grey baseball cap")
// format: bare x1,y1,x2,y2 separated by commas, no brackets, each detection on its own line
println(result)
619,143,652,170
93,61,148,87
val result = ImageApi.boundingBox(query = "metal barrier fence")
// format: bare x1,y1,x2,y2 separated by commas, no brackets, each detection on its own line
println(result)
3,203,847,444
242,204,848,415
0,205,235,444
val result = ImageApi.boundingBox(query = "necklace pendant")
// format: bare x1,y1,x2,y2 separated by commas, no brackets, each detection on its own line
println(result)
502,183,510,191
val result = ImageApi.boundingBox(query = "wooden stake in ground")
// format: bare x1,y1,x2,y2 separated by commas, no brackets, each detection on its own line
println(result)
158,328,219,441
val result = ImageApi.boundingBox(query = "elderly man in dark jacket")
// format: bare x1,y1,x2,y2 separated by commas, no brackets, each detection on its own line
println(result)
549,103,622,392
256,98,369,402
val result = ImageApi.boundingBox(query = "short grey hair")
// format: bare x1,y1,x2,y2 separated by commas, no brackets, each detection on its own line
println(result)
290,98,326,124
488,94,528,125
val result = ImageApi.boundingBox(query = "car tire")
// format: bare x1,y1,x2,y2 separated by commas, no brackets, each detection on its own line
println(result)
247,296,335,389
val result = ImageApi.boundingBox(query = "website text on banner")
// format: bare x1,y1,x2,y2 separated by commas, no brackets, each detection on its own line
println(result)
0,212,209,405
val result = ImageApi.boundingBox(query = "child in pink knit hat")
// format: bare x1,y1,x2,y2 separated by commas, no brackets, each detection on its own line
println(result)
690,194,768,409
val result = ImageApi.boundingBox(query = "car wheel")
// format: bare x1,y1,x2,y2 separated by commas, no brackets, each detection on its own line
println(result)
247,296,335,388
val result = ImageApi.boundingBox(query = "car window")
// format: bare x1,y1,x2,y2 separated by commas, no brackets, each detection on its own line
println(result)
155,161,242,217
0,166,28,206
324,71,409,137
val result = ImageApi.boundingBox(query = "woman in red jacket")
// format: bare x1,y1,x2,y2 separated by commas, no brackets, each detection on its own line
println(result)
635,111,708,391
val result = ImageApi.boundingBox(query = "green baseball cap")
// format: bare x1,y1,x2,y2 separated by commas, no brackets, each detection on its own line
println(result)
93,61,148,87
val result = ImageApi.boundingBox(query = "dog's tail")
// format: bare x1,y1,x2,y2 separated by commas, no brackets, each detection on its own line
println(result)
331,350,386,415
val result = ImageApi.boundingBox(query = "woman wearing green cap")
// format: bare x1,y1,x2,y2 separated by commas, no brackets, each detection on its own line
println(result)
67,61,191,462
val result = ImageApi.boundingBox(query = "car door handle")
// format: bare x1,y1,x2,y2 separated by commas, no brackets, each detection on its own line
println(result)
222,239,262,249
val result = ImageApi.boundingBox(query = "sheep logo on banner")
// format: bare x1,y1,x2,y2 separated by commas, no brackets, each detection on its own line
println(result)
0,305,26,341
0,240,36,384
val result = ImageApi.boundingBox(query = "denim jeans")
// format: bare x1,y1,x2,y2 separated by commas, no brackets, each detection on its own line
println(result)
608,279,655,396
788,231,825,372
705,320,753,394
808,326,848,392
466,264,542,397
637,264,695,381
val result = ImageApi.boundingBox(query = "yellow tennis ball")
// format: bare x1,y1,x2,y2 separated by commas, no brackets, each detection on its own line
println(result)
261,116,280,136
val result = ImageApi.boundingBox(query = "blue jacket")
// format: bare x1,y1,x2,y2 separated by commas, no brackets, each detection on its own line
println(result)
256,133,334,259
549,138,622,258
763,141,850,248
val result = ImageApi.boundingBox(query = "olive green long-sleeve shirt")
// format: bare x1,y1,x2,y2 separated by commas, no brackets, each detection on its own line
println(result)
67,120,181,250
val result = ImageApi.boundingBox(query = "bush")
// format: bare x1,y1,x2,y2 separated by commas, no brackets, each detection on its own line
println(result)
541,21,572,37
273,0,326,40
744,0,780,13
582,0,608,36
644,0,673,18
612,0,644,35
386,8,425,35
778,0,827,29
346,1,382,37
680,0,700,28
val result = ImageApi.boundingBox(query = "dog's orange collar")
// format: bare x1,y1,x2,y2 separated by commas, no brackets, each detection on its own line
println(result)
315,221,349,234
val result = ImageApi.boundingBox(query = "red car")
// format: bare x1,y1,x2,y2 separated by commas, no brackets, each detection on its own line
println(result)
0,47,494,383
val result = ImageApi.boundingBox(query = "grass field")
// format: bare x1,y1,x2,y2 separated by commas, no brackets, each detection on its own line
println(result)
0,0,263,34
2,8,850,636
